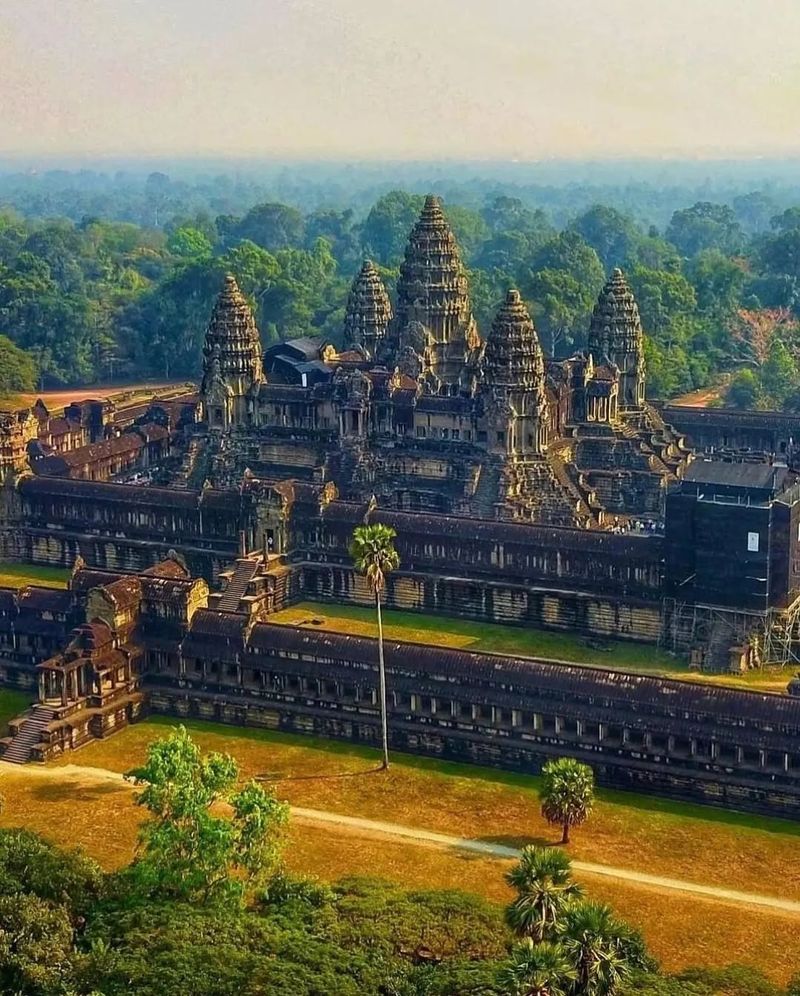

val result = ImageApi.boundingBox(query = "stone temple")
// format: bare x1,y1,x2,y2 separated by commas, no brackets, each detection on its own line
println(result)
190,195,691,526
4,197,800,816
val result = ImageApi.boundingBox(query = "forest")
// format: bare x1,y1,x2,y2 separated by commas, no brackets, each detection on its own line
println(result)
2,163,800,411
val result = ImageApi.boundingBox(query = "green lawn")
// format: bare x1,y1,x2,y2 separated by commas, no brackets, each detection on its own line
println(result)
0,688,32,732
0,562,70,589
270,602,800,692
271,600,684,673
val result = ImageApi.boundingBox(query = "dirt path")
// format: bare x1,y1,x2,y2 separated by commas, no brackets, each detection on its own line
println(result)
5,761,800,915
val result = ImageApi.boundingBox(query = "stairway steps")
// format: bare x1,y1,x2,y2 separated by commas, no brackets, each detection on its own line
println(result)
2,706,55,764
217,559,260,612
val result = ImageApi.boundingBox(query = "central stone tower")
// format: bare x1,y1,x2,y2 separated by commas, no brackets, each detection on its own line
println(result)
587,267,645,410
481,289,549,457
387,195,480,395
200,273,264,432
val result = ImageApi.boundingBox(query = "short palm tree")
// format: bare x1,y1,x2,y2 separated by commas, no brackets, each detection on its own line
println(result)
539,758,595,844
561,900,631,996
350,522,400,770
498,938,576,996
505,846,582,941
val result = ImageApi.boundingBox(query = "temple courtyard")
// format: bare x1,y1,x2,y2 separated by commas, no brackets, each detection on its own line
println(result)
270,600,797,692
1,715,799,983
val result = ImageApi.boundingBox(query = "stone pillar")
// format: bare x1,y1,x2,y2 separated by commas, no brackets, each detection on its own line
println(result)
597,722,605,740
512,709,522,727
37,671,45,703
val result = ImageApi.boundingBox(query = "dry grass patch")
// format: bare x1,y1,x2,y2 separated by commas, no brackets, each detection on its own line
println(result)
52,717,800,904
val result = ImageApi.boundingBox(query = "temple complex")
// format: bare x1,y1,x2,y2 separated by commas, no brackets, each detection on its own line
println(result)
4,195,800,806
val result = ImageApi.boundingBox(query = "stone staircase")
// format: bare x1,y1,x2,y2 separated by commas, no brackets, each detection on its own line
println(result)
2,705,55,764
217,559,260,612
508,458,584,528
470,458,504,518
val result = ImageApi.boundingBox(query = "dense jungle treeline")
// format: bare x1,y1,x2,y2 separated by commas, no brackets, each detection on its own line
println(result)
3,164,800,410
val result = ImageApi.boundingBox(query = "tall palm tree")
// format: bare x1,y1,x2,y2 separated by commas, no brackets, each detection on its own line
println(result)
350,522,399,770
498,939,576,996
505,846,583,941
560,900,631,996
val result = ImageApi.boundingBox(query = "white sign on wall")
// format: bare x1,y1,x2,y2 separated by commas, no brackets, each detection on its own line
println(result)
747,532,760,552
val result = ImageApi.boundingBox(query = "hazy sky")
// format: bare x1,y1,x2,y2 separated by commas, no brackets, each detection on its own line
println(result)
2,0,799,160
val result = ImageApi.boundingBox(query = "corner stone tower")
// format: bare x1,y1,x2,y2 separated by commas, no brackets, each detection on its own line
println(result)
587,267,645,410
342,260,392,359
481,290,549,457
389,195,480,394
201,273,264,431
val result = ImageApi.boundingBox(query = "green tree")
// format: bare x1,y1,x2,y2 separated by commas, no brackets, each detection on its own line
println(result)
0,828,101,913
761,338,797,408
570,205,642,271
0,892,75,995
229,202,305,252
666,202,744,258
167,226,213,259
361,191,425,265
124,726,289,903
505,846,582,941
498,939,576,996
350,523,400,770
540,758,595,844
726,368,760,408
562,901,632,996
687,250,746,323
0,334,37,392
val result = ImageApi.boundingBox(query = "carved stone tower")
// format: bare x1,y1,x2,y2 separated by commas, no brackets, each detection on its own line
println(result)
201,274,264,431
342,260,392,359
388,195,480,395
481,290,549,457
587,268,645,410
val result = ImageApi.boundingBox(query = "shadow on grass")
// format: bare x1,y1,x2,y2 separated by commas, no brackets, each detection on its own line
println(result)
31,780,125,803
256,763,385,783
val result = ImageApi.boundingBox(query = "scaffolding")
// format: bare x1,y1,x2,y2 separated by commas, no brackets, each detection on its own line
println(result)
662,594,800,671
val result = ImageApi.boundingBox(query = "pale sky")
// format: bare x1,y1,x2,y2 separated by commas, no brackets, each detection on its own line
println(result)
1,0,799,160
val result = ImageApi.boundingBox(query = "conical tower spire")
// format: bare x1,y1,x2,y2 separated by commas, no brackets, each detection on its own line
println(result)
588,267,645,409
201,273,264,431
390,195,479,393
480,290,549,458
342,260,392,359
203,273,263,379
483,289,545,393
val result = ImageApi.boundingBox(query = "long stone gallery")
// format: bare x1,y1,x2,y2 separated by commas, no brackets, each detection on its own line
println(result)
2,196,800,816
